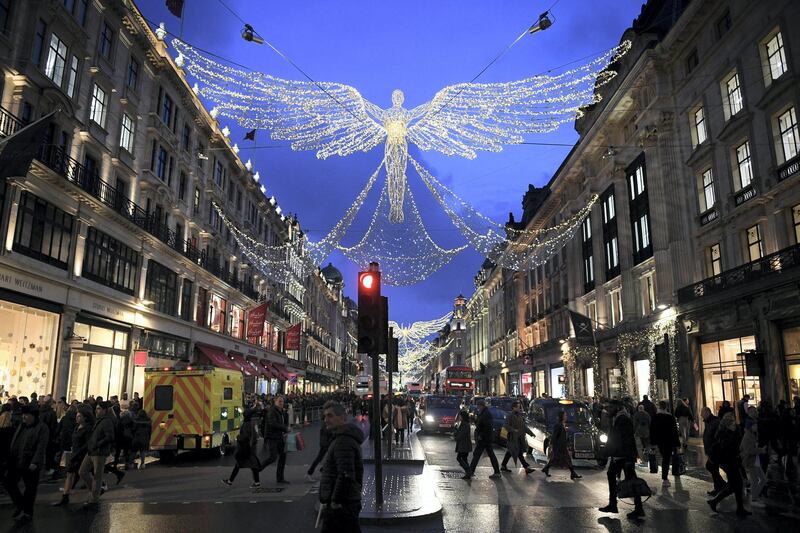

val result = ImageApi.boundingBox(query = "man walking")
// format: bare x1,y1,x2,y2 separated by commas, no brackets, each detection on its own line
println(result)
467,399,501,479
500,401,535,474
306,419,332,481
639,395,656,420
650,400,680,487
79,401,116,507
260,395,290,483
319,401,363,533
599,403,645,520
4,405,48,522
700,406,725,495
633,405,651,462
674,397,694,449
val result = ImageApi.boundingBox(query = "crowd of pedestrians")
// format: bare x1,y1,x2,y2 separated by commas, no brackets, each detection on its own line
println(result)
0,393,152,522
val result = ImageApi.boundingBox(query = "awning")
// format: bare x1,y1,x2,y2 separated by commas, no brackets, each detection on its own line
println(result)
270,362,290,381
247,356,273,379
196,344,239,372
229,352,254,377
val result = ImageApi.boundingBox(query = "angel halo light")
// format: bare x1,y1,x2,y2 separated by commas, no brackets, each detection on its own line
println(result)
174,38,631,283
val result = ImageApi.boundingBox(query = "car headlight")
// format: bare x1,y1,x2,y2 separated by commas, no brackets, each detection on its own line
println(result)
425,415,435,423
599,433,608,443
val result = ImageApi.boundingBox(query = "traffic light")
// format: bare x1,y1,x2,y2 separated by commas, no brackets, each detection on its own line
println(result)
387,334,399,373
358,266,382,355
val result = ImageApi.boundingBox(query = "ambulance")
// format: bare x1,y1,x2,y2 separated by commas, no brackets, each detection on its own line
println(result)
144,365,243,458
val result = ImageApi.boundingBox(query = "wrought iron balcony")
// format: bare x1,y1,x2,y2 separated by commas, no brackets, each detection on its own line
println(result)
734,184,757,207
677,242,800,303
0,106,24,138
777,155,800,183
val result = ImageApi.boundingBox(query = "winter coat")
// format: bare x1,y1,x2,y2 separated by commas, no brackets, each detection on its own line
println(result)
39,405,57,442
8,421,49,470
650,412,680,449
640,399,657,420
633,411,651,439
68,424,92,472
739,429,762,470
57,409,77,452
265,405,289,440
547,421,572,468
319,423,364,504
454,419,472,453
319,423,333,449
504,411,527,459
604,412,638,459
117,411,135,448
392,405,408,430
234,419,260,469
132,409,152,452
710,426,741,467
87,413,116,457
674,402,693,421
474,407,494,444
702,415,720,452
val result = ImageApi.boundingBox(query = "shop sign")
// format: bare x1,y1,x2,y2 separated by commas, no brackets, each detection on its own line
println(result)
0,266,66,301
246,302,268,341
134,350,148,366
285,323,302,350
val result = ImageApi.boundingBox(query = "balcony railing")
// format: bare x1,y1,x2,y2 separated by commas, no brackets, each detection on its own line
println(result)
734,184,757,207
677,242,800,303
0,105,24,138
777,155,800,183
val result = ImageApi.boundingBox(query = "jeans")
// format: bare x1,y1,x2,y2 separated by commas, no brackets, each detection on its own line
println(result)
746,464,766,500
468,440,500,475
308,445,329,476
456,452,470,474
678,417,690,447
259,438,286,481
4,466,40,515
712,462,744,510
79,455,106,502
395,427,405,445
229,464,259,484
607,457,642,510
658,445,673,480
320,502,361,533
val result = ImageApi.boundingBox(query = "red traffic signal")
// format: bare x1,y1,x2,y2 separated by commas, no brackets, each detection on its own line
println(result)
359,272,377,291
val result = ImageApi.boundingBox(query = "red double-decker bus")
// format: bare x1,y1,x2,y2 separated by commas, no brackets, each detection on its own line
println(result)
440,366,475,395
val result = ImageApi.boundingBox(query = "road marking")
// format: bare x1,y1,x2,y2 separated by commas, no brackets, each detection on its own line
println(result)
214,501,223,504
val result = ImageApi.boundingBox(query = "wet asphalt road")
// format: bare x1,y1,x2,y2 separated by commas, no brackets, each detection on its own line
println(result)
1,425,798,532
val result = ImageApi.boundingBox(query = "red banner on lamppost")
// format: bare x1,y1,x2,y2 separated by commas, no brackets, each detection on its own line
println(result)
285,323,302,351
246,302,268,342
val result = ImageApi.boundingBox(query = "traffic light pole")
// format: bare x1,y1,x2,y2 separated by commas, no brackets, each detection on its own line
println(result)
387,327,393,460
371,349,383,506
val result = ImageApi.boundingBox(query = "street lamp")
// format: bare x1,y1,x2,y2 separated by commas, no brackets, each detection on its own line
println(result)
528,12,553,34
241,24,265,44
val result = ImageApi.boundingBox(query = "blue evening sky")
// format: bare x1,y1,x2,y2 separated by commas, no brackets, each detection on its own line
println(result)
138,0,645,325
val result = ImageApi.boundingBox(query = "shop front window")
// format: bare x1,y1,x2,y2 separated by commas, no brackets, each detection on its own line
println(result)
633,358,650,400
585,367,594,397
701,336,760,415
230,305,244,339
0,301,59,397
549,365,565,398
208,293,227,334
67,351,126,401
783,327,800,398
535,369,546,398
607,367,623,398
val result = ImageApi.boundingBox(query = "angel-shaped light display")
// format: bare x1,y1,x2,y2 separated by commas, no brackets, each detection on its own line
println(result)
173,40,630,223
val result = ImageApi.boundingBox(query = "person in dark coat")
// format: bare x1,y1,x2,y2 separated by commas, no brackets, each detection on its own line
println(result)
53,405,94,506
57,404,77,458
130,402,151,470
0,404,14,477
542,411,580,479
4,405,49,521
222,408,261,488
38,398,58,475
650,400,680,486
639,395,657,420
708,413,750,517
454,410,472,478
114,408,135,470
599,404,644,520
319,401,364,533
307,419,333,480
259,395,289,483
500,401,535,474
79,401,116,506
467,399,501,479
701,406,725,495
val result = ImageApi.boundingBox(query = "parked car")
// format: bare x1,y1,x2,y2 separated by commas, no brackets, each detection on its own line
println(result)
419,394,462,433
486,406,509,445
486,396,515,413
524,398,607,465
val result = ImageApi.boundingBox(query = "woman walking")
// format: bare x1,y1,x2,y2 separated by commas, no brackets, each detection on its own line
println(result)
393,399,408,446
708,412,751,517
454,411,472,479
222,409,261,488
130,402,151,470
542,411,581,480
53,405,94,506
650,400,680,487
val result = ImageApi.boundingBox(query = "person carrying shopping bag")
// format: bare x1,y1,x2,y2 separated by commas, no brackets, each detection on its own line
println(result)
222,408,261,488
454,410,472,479
500,401,535,475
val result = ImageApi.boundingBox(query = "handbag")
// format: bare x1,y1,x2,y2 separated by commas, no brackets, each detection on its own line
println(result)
295,431,306,451
648,450,658,474
671,451,686,475
617,477,652,499
286,431,298,452
255,437,270,467
499,427,509,440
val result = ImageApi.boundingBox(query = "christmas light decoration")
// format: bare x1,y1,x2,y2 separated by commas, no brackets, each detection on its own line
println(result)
172,38,630,222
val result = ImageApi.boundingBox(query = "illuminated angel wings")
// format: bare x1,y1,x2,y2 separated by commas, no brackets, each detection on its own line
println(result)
173,39,630,160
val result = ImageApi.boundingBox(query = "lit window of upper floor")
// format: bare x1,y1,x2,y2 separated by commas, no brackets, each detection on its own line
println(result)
721,71,744,121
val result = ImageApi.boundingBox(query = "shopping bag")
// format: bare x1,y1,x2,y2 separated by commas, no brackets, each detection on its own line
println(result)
648,450,658,474
286,431,298,452
295,431,306,451
499,427,509,440
671,452,686,476
255,437,270,468
617,477,652,499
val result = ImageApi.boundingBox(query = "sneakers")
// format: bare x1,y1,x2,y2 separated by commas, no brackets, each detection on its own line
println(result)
570,471,582,480
221,479,233,487
249,482,261,489
662,479,670,487
500,467,512,473
489,473,502,480
598,504,618,514
524,467,536,474
139,463,146,471
52,495,70,507
277,479,291,484
626,508,645,520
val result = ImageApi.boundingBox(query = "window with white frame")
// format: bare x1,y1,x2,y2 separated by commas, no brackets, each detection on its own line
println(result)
89,84,107,127
699,168,715,212
633,214,650,252
584,255,594,285
44,32,67,87
628,164,646,200
66,56,78,98
734,141,753,190
603,193,616,223
607,287,623,327
778,107,799,163
709,243,722,277
641,271,656,315
582,217,591,242
691,106,707,147
764,31,788,83
722,72,743,120
586,300,597,327
119,113,134,153
605,236,618,271
746,224,763,261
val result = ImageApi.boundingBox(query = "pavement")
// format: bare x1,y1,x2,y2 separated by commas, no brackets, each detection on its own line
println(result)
1,420,799,532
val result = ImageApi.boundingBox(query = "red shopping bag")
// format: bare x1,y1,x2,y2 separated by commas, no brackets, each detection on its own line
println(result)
295,431,305,451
